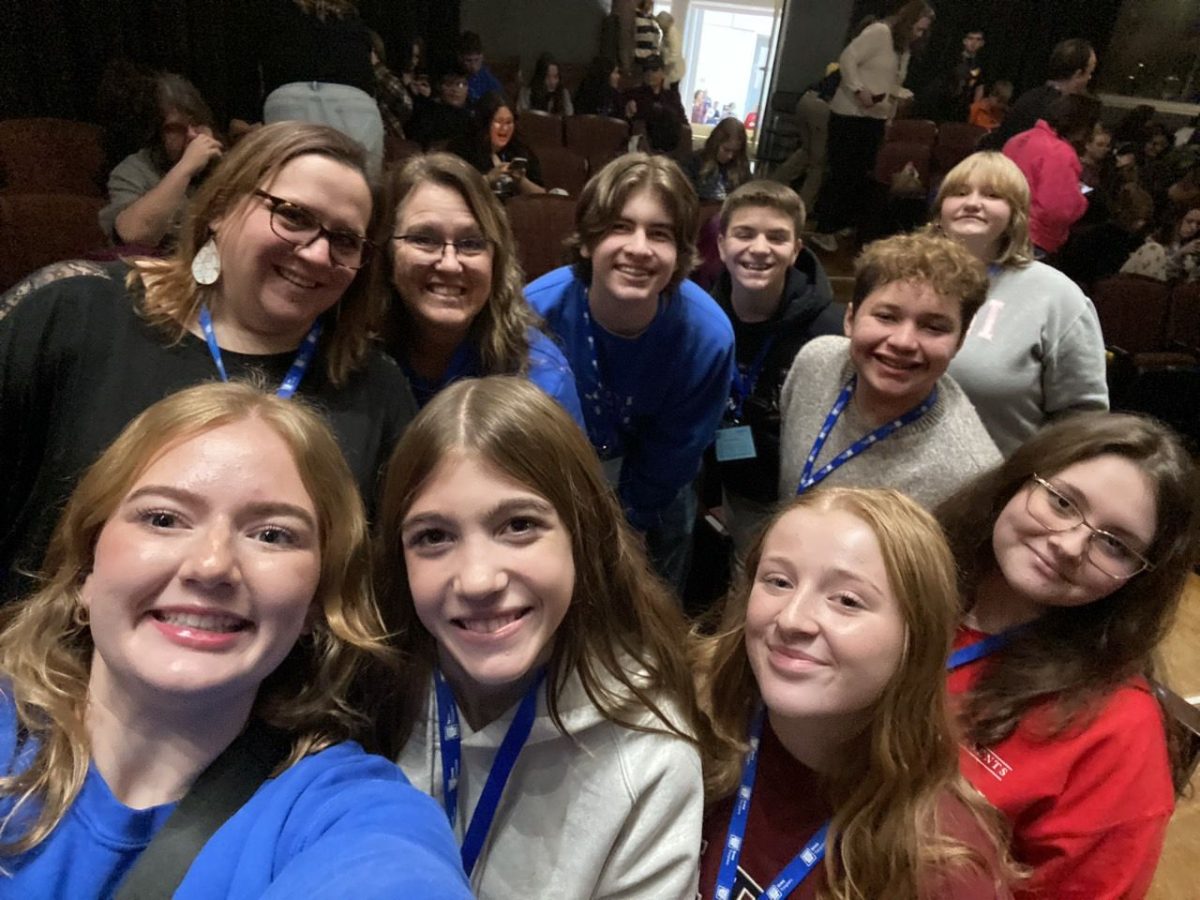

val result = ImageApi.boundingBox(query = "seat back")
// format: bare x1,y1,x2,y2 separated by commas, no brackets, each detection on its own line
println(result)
1167,281,1200,353
0,193,107,291
383,135,423,168
564,115,630,172
0,118,106,196
1151,680,1200,794
1090,274,1172,354
535,146,588,196
935,122,986,150
557,62,586,95
517,110,564,150
886,118,937,146
505,194,577,281
873,141,932,186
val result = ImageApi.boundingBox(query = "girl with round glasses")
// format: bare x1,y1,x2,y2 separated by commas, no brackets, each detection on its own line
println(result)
0,123,417,606
936,412,1200,899
372,153,581,419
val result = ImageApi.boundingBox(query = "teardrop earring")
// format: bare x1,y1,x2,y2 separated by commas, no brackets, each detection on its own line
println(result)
191,237,222,286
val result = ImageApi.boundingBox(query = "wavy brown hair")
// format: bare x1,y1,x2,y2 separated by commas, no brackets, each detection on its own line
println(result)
697,118,751,190
935,413,1200,783
370,376,705,754
371,152,538,377
568,152,699,291
0,382,392,855
131,122,378,387
886,1,936,53
694,487,1016,900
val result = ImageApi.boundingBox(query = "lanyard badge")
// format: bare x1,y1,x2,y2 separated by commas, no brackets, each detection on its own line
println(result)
198,306,321,399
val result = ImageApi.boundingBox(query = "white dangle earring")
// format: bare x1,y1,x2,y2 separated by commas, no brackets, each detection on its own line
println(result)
191,237,222,286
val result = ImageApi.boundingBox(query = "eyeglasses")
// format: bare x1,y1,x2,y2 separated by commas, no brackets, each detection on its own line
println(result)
254,190,373,269
394,233,492,258
1025,475,1155,579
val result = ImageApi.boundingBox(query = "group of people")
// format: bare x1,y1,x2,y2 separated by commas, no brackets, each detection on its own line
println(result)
2,6,1199,900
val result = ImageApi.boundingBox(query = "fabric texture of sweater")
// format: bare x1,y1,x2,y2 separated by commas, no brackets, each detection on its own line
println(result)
398,668,703,900
525,265,735,531
0,261,416,603
828,22,911,121
0,694,471,899
949,626,1174,900
777,336,1001,507
1003,120,1088,253
947,261,1108,456
698,716,1008,899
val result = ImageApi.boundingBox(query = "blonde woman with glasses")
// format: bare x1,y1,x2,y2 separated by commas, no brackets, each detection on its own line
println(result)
937,412,1200,899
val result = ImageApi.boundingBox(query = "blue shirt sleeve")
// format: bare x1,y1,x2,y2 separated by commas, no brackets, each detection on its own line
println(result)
526,328,585,429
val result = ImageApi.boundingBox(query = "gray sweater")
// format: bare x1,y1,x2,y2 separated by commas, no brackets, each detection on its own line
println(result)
778,336,1001,508
947,261,1108,457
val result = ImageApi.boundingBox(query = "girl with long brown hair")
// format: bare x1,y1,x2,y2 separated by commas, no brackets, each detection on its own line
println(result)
938,412,1200,899
372,375,704,899
696,487,1015,900
0,382,469,897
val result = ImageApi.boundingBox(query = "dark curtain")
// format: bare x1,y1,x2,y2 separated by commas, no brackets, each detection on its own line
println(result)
0,0,460,125
851,0,1122,97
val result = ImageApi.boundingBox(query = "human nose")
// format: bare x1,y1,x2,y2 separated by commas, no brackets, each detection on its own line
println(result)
1047,523,1090,563
433,242,465,272
293,230,336,267
773,587,822,637
452,538,508,599
180,521,242,589
885,320,919,351
625,227,651,256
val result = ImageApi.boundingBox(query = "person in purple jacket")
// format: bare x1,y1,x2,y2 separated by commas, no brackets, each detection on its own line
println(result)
526,153,735,592
0,382,471,899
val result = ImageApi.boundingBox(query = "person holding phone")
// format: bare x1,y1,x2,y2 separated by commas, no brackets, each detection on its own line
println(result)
450,92,545,201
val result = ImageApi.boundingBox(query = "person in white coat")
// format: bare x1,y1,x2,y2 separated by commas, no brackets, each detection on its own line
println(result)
656,11,686,92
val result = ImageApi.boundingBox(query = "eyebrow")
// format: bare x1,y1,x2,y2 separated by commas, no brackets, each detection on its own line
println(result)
758,556,886,597
402,496,554,528
123,485,317,530
1049,479,1150,546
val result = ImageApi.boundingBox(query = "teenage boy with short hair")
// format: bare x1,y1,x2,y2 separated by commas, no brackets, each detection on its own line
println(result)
526,154,735,591
710,180,844,551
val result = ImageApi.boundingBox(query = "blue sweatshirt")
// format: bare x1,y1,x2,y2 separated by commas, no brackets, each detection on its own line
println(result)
0,695,472,899
526,266,735,530
400,326,585,428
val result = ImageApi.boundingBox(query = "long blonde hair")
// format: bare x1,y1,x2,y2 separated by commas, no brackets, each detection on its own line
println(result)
131,122,379,387
694,487,1015,899
370,376,705,754
373,153,538,377
0,382,391,855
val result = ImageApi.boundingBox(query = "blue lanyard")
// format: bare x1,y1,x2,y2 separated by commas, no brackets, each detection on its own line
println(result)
434,668,545,877
946,628,1019,671
714,706,829,900
197,306,322,399
578,298,634,459
797,375,937,494
729,335,777,422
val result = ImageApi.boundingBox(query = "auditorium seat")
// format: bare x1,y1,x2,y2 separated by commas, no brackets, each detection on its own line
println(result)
872,140,932,186
0,193,107,291
384,135,422,167
564,115,630,173
535,146,588,196
885,118,937,146
505,194,576,280
1090,274,1172,355
517,110,564,150
0,118,106,196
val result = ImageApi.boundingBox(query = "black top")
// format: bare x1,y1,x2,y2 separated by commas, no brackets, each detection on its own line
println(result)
259,0,375,97
449,135,543,198
0,261,416,603
575,81,624,119
408,99,473,149
980,83,1061,150
709,251,844,502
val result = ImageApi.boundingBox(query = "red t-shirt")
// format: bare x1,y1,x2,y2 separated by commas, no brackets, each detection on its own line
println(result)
949,625,1174,900
697,717,1007,900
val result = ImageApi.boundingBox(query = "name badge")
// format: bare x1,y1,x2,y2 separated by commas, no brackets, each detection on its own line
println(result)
715,425,756,462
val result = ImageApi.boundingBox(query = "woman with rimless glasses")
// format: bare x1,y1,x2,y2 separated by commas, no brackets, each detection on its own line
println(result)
936,413,1200,899
371,153,581,420
0,123,417,605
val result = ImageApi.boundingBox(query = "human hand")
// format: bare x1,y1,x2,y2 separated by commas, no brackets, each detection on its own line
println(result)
855,89,876,109
625,99,637,118
177,132,224,177
486,162,511,186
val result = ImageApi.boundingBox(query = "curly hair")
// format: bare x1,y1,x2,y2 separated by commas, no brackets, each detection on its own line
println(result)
372,152,539,378
851,230,989,326
567,153,699,291
0,381,392,856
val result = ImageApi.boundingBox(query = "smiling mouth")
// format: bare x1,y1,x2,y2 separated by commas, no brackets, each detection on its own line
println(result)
874,354,920,372
151,610,250,633
426,283,466,299
276,266,319,289
453,608,531,634
615,265,653,280
740,261,774,272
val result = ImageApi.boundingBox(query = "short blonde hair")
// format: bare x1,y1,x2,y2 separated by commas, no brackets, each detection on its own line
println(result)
851,230,989,331
932,151,1034,268
568,153,699,291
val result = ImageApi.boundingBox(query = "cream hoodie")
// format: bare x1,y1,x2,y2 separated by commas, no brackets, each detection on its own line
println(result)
398,667,703,900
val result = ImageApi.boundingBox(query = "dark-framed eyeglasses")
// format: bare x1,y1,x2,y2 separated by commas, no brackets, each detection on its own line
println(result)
394,233,493,258
254,190,373,270
1025,474,1155,579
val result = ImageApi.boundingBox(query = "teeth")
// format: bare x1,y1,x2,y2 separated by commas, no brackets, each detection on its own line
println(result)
457,610,524,634
155,611,246,633
277,267,318,288
428,284,464,296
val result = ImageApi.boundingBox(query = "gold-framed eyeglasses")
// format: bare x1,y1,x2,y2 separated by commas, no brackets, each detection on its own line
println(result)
1026,474,1155,579
394,233,493,258
254,190,373,269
